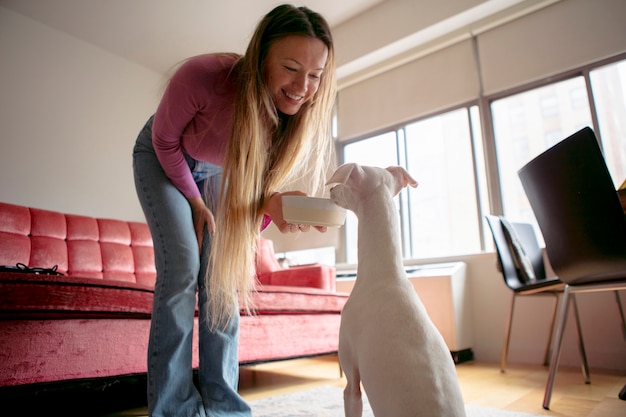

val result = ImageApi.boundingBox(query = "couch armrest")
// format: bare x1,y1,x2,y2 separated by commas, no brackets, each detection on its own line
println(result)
259,264,336,292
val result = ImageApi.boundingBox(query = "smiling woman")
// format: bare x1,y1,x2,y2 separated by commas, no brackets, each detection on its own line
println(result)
131,4,337,417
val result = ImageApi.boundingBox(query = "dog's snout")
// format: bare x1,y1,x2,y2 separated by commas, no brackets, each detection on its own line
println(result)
329,185,345,205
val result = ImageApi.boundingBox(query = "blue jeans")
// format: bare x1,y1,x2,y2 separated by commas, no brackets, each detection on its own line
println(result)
133,116,251,417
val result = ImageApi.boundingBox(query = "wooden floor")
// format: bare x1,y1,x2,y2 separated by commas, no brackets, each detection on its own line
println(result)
6,355,625,416
103,355,626,417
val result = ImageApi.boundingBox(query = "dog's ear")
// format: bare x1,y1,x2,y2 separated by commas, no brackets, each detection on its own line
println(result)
327,163,358,185
386,166,418,189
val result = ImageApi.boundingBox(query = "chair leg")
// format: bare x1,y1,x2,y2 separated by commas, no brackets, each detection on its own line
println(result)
543,293,559,367
500,294,516,373
571,294,590,384
615,290,626,341
543,286,571,410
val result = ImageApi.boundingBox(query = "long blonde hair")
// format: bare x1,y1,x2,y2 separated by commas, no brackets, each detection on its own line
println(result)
206,4,337,328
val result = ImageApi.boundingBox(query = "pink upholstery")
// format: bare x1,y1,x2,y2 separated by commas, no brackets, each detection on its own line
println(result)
0,204,31,266
255,236,337,291
0,203,155,283
0,201,347,387
255,236,283,275
67,214,103,279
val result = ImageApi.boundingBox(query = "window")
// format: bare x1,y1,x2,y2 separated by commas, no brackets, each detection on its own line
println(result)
343,131,400,263
491,77,593,223
590,60,626,188
404,108,482,258
338,56,626,263
342,108,484,263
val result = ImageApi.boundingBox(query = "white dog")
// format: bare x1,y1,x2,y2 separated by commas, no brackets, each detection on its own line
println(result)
327,163,466,417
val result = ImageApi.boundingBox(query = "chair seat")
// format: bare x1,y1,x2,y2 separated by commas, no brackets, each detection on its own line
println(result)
513,277,565,294
566,266,626,286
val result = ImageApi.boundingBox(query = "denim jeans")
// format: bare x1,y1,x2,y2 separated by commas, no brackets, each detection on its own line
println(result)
132,116,251,417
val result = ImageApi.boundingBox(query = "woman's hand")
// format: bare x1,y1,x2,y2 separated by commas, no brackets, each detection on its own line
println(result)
264,191,327,234
188,197,216,250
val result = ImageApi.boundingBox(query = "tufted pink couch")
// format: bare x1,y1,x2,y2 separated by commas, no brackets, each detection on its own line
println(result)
0,201,348,387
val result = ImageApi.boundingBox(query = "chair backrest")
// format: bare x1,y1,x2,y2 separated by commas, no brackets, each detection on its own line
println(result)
518,127,626,284
485,215,547,290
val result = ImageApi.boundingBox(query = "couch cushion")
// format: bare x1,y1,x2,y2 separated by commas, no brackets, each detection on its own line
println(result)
28,208,69,274
98,219,142,283
132,245,157,287
0,231,30,266
0,202,30,236
30,236,68,273
129,222,152,245
98,219,131,244
30,208,66,239
0,272,153,319
67,240,103,279
66,214,99,240
0,202,31,265
0,273,346,319
249,285,347,314
101,242,136,282
66,214,103,278
129,222,156,287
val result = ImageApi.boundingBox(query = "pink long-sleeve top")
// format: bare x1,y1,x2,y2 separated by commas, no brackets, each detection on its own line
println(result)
152,53,239,200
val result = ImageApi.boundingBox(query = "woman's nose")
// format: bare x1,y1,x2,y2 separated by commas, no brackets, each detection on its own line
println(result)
293,74,307,92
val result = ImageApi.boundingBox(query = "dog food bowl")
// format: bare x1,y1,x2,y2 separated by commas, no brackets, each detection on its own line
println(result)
282,195,346,227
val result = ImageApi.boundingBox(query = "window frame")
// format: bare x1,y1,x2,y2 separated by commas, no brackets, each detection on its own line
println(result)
336,52,626,264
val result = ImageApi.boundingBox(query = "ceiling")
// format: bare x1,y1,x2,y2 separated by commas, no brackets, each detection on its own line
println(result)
1,0,385,75
2,0,536,83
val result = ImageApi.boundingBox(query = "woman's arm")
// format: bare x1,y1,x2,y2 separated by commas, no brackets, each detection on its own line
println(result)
152,54,237,200
189,197,215,249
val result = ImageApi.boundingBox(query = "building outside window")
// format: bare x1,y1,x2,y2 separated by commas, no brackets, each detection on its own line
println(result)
491,76,593,224
404,108,482,259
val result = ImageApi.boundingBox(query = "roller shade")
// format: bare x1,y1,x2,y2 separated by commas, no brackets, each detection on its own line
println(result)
478,0,626,95
336,0,626,142
337,39,479,141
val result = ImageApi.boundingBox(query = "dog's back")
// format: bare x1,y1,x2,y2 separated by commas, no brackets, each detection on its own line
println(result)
340,274,465,416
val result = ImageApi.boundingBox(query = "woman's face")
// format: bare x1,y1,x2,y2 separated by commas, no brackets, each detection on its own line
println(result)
265,35,329,115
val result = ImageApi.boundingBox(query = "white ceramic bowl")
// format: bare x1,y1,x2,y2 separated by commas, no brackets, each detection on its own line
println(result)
281,195,346,227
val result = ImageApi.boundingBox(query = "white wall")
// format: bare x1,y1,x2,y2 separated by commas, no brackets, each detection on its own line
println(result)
0,6,163,222
443,253,626,371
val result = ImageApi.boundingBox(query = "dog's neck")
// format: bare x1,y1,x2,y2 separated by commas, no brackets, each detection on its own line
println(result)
355,189,405,280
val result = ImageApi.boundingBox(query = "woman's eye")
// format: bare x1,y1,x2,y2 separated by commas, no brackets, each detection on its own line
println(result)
284,66,297,72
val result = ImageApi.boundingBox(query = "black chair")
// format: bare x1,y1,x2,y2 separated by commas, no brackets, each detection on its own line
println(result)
518,126,626,410
485,215,588,375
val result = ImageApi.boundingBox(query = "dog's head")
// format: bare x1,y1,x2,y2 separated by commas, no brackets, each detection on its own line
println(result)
326,163,418,211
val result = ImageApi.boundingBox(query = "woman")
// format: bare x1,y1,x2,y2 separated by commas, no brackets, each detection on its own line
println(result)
132,4,336,417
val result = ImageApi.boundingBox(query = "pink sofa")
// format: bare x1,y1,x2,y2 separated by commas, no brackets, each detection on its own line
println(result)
0,201,348,387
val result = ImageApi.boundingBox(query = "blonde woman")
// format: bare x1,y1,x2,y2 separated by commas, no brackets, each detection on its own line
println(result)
132,4,336,417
